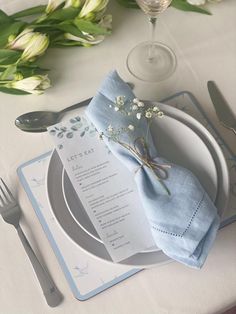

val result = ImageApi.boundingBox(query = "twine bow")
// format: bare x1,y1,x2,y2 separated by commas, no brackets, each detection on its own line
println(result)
118,137,171,195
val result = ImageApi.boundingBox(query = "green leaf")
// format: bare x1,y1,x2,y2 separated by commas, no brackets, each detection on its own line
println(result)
116,0,138,8
171,0,211,15
0,9,13,25
17,65,49,77
74,19,111,35
56,22,84,37
0,10,12,25
47,7,80,21
0,49,22,65
10,5,46,19
0,86,30,95
0,21,26,48
0,64,17,80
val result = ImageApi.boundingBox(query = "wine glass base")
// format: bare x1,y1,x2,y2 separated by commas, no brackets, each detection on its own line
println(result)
126,41,177,82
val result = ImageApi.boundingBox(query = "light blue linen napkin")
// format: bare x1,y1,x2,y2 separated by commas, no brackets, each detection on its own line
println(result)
86,70,220,268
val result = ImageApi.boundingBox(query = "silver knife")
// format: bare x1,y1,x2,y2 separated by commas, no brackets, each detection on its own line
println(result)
207,81,236,136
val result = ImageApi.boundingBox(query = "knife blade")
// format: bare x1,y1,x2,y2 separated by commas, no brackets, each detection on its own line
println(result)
207,81,236,135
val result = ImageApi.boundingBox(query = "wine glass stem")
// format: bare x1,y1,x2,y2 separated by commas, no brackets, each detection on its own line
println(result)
148,17,157,61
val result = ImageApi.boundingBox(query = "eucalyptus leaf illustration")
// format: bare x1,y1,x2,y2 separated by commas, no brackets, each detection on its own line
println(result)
70,118,77,123
58,144,63,150
71,125,78,131
57,131,64,138
49,129,56,136
80,131,85,137
66,132,73,138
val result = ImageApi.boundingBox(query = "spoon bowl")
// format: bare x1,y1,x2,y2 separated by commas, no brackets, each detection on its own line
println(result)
15,98,91,133
15,111,61,132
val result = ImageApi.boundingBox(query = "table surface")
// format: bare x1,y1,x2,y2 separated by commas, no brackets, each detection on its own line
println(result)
0,1,236,314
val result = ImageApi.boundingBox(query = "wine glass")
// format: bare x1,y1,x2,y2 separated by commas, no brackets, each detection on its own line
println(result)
126,0,176,82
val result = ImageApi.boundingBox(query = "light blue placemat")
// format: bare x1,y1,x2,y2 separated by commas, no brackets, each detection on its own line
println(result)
17,91,236,300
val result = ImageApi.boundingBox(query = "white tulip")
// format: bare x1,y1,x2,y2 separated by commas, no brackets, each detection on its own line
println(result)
78,0,109,19
64,0,84,8
46,0,65,14
65,14,111,46
7,28,35,50
21,33,49,61
64,32,104,45
8,75,51,94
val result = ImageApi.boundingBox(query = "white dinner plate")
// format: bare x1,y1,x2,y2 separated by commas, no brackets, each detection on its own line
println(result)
62,115,218,245
46,103,229,268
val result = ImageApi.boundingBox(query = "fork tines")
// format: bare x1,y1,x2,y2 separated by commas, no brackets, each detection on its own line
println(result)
0,178,15,207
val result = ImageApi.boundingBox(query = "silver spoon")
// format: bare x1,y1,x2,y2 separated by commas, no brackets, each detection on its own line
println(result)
15,83,135,133
15,98,92,132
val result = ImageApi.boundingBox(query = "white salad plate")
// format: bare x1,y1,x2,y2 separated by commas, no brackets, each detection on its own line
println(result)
46,103,229,268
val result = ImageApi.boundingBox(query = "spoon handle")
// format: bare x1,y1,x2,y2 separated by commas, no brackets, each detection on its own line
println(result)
59,98,92,115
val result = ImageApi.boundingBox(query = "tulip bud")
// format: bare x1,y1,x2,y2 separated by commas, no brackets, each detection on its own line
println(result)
45,0,65,14
78,0,109,20
20,33,49,61
64,32,104,45
7,28,35,50
8,75,51,94
64,0,84,8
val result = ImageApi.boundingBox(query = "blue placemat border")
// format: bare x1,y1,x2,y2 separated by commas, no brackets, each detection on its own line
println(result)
17,152,141,301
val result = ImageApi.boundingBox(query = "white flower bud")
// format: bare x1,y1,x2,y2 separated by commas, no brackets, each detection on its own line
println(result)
21,33,49,61
79,0,109,19
8,75,51,95
64,0,84,8
153,106,159,112
107,125,113,132
136,112,142,119
145,112,152,118
46,0,65,14
65,32,105,45
7,28,35,50
128,124,134,131
138,101,144,107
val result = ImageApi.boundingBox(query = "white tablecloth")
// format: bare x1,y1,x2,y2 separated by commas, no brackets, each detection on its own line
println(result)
0,1,236,313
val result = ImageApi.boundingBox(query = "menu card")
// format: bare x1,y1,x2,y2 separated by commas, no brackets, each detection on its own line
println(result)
48,114,155,262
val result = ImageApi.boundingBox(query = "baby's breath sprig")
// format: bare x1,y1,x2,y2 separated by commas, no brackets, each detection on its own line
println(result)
99,96,171,196
108,96,164,122
101,96,164,141
105,123,135,142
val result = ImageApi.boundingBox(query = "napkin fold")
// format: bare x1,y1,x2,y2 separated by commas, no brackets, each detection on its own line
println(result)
86,70,220,268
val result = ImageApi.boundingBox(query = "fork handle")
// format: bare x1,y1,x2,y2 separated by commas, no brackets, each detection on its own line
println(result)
16,226,63,307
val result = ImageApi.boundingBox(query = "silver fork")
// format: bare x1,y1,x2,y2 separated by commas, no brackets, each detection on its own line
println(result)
0,178,63,307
